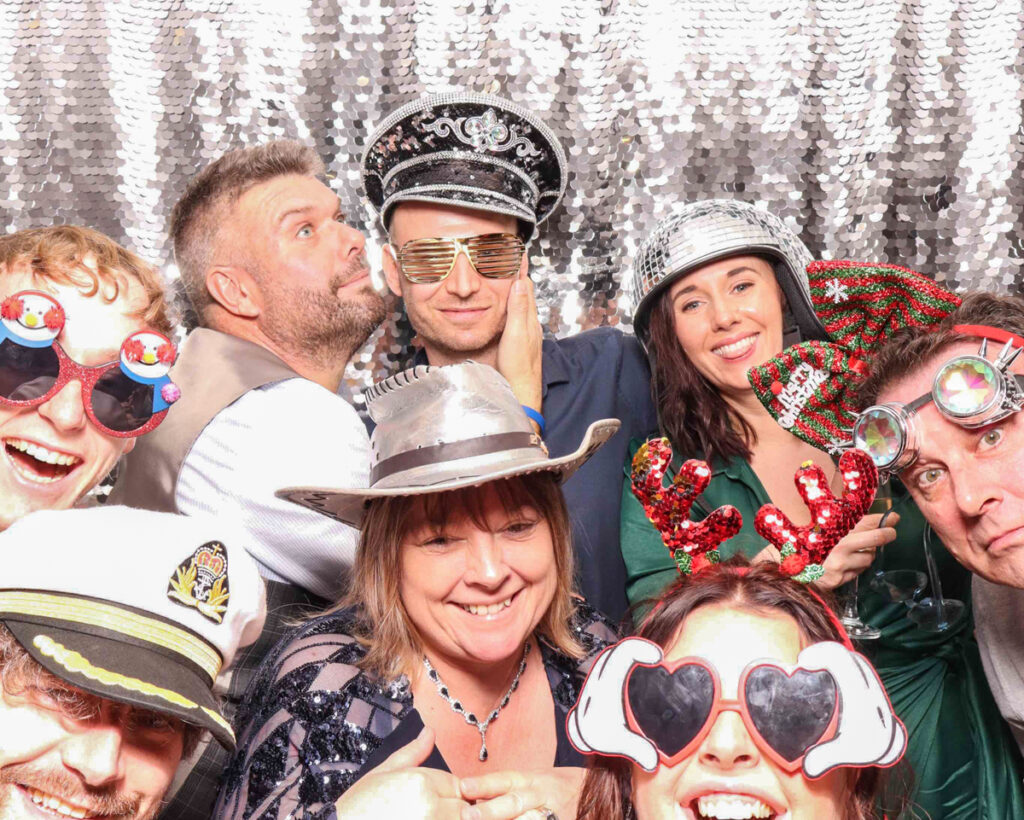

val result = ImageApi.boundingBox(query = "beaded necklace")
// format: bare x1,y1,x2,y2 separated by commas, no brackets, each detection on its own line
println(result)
422,642,531,762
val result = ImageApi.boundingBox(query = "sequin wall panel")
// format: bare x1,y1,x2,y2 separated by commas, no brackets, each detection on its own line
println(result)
1,0,1022,396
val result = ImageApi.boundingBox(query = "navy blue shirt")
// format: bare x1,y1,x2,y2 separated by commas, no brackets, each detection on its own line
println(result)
413,326,656,622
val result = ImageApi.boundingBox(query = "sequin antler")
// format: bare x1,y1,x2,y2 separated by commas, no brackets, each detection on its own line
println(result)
754,448,878,583
630,438,743,575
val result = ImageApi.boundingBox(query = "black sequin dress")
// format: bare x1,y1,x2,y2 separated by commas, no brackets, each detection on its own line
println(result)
214,601,617,820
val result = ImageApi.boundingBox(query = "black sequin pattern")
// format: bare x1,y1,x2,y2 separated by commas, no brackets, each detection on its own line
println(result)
362,93,567,232
215,602,616,819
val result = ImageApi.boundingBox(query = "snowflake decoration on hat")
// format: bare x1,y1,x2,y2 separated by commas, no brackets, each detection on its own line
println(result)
630,438,742,575
824,277,850,304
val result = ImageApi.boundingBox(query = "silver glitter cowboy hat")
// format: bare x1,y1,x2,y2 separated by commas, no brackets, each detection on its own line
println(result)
361,92,568,241
278,362,620,527
630,199,827,346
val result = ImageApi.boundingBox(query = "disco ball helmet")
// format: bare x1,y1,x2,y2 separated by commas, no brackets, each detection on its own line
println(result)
630,200,825,347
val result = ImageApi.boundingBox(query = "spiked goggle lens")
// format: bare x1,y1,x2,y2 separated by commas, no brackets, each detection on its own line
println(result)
396,233,526,283
0,290,180,437
625,656,839,772
853,332,1024,472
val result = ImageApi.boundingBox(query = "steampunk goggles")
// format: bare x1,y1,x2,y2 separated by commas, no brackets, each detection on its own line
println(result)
0,290,180,437
395,232,526,284
852,325,1024,472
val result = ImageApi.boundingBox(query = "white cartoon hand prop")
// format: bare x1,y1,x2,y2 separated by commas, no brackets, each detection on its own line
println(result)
567,637,663,772
799,641,907,778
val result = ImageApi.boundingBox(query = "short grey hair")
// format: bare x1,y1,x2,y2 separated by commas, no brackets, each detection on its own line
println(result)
170,140,325,322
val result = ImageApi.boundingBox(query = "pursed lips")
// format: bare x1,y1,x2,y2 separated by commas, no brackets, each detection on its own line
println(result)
983,524,1024,555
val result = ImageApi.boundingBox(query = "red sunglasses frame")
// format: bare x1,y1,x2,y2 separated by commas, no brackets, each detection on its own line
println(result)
0,340,168,438
623,656,840,775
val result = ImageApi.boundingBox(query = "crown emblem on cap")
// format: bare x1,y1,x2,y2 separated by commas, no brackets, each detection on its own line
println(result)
168,541,231,624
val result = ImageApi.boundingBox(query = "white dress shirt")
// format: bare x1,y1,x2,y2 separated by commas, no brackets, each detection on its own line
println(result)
973,575,1024,756
175,377,368,601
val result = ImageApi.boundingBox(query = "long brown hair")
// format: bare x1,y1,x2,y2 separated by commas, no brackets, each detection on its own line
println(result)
647,289,756,465
577,561,906,820
336,472,582,680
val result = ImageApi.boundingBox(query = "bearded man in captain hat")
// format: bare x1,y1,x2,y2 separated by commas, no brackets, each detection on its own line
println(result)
0,506,265,820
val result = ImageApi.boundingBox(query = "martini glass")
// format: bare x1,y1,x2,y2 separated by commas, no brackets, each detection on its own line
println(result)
906,525,966,632
841,575,882,640
839,483,898,641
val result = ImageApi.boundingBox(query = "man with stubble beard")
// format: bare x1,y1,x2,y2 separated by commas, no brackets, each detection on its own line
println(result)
110,140,386,818
0,507,265,820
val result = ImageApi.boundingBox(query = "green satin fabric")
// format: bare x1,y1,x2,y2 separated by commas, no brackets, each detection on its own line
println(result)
618,441,1024,819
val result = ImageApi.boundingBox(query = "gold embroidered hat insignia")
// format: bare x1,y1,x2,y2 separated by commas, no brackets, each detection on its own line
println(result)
167,541,231,624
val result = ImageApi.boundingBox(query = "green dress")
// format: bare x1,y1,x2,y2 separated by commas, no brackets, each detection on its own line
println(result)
619,439,1024,820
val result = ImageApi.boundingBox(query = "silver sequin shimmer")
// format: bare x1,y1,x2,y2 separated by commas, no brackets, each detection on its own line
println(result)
0,2,1021,408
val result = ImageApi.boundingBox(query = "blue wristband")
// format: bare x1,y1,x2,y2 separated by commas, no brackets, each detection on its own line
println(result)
521,405,546,435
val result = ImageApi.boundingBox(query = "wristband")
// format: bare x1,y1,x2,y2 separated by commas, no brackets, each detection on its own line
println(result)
521,405,546,435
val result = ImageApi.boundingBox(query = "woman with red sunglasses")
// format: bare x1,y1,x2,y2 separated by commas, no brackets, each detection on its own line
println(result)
573,561,910,820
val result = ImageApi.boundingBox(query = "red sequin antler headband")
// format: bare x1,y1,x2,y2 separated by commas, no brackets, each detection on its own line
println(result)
631,439,878,582
754,448,878,582
630,438,742,575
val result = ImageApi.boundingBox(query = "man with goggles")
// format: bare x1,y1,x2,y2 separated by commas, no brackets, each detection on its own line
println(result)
857,292,1024,755
0,226,176,532
853,327,1023,474
362,93,658,621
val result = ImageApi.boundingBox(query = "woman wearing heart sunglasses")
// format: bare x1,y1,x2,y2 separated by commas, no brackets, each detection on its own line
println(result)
572,561,910,820
0,226,176,531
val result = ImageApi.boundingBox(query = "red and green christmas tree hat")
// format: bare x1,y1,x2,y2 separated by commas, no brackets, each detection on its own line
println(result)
748,260,962,452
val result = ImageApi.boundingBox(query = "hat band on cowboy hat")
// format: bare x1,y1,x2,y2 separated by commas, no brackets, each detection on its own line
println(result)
278,362,620,527
371,430,543,486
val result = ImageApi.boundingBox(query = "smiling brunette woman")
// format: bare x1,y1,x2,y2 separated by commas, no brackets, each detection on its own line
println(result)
621,201,894,597
570,562,908,820
215,362,621,820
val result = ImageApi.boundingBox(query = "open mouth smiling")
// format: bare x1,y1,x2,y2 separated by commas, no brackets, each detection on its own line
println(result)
711,333,759,361
691,792,777,819
21,785,107,819
3,437,82,484
454,590,520,618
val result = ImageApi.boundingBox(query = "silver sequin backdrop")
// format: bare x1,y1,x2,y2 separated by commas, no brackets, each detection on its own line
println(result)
1,0,1023,394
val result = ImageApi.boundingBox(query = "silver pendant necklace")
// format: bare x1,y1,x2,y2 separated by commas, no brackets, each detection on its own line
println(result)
422,642,531,762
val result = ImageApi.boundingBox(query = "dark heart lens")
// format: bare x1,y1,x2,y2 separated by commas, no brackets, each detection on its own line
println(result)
745,667,837,763
626,664,715,757
91,370,155,432
0,339,60,401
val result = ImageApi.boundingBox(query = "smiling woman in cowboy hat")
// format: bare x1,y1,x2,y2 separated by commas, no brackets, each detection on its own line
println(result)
215,362,620,820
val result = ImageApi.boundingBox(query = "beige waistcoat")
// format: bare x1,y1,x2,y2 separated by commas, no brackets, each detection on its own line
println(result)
109,327,300,512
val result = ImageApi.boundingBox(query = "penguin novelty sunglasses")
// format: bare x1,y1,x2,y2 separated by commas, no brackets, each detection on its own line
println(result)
0,290,180,437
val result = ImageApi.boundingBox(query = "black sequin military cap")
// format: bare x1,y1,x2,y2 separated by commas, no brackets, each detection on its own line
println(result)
361,92,568,241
